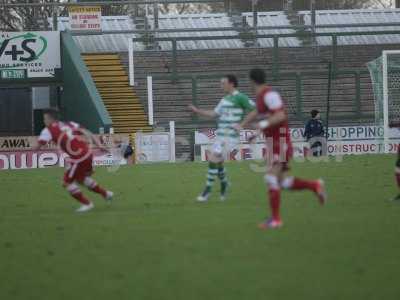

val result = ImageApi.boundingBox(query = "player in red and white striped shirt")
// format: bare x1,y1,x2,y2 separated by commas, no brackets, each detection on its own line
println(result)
237,69,327,229
33,109,113,213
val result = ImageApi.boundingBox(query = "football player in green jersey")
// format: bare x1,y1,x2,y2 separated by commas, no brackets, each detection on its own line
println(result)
189,75,255,201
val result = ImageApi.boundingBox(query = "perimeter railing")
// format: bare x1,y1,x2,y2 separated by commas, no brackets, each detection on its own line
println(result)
124,29,400,80
117,29,400,124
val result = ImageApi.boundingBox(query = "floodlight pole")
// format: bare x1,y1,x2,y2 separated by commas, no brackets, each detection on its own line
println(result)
325,61,333,140
224,0,232,17
52,12,58,31
310,0,318,53
311,0,316,32
284,0,293,11
153,2,159,30
252,0,258,29
51,0,58,31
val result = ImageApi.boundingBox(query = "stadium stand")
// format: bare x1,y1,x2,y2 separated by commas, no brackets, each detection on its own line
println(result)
301,9,400,46
55,9,400,158
243,11,301,47
149,13,242,50
127,44,389,155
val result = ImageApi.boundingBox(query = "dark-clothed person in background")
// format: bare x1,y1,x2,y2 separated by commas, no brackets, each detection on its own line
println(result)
304,110,325,157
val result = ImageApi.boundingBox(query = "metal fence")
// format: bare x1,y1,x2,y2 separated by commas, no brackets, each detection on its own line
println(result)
127,29,400,125
148,69,371,127
129,30,400,80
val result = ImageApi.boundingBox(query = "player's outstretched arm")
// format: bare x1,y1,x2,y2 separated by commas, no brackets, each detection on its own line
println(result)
81,128,108,152
235,110,258,131
188,105,218,119
31,139,43,151
32,127,52,151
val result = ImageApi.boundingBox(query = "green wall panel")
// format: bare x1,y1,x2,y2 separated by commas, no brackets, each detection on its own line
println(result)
61,31,112,133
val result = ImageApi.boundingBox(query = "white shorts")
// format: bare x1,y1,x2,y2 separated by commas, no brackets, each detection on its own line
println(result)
210,138,239,160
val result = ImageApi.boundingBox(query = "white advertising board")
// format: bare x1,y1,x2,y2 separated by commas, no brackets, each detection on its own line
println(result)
0,134,130,171
0,31,61,78
135,132,172,163
195,126,400,161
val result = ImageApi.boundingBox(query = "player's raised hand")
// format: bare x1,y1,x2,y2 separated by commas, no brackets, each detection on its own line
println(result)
188,104,199,113
188,105,217,118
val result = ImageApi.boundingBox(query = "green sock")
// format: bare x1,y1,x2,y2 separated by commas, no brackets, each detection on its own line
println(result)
218,167,228,184
218,166,228,196
206,162,219,190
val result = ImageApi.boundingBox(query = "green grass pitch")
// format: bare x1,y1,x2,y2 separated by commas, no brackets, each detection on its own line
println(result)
1,155,400,300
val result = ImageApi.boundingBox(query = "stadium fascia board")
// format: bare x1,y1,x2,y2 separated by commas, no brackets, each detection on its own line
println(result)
125,29,400,42
69,22,400,36
0,0,224,8
149,68,370,82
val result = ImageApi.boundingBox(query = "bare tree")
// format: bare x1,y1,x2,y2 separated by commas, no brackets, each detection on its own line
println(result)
76,0,136,15
368,0,395,8
225,0,394,11
158,3,220,14
0,0,69,31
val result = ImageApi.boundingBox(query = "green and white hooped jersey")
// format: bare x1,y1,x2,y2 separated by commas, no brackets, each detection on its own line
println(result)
214,90,255,142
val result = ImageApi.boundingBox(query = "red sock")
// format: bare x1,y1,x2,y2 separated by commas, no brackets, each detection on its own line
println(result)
291,178,318,193
91,185,107,198
269,189,281,221
83,177,108,198
396,172,400,188
71,191,91,205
